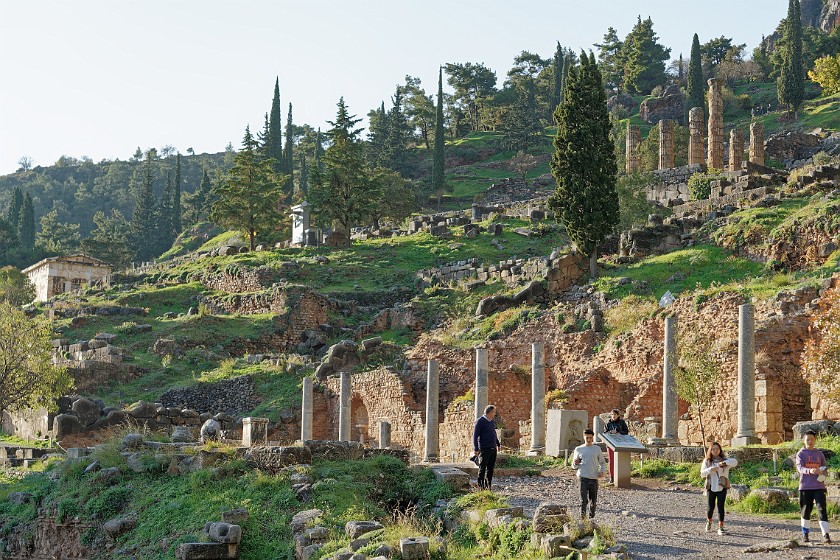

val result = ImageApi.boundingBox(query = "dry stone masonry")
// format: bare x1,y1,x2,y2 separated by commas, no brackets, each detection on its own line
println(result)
707,78,724,169
688,107,705,166
626,123,641,173
658,119,675,170
729,128,744,172
750,121,765,165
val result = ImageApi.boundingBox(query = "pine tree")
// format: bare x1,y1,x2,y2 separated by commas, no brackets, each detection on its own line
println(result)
130,150,158,261
18,193,35,251
81,210,134,269
268,78,285,173
37,210,80,255
621,17,671,94
210,126,286,251
595,27,624,91
6,187,23,237
157,172,175,250
382,85,412,174
687,33,705,115
548,52,619,278
431,68,447,209
173,153,182,235
778,0,805,114
500,83,543,152
367,102,389,167
284,103,295,201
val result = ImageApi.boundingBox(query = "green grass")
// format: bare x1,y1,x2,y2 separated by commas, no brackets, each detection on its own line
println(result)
709,198,809,250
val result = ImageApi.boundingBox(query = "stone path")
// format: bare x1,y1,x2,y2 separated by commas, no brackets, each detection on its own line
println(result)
493,472,839,560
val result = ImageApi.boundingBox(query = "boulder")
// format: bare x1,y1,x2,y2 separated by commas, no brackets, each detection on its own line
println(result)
541,534,571,558
345,520,384,539
71,398,101,427
291,509,323,535
640,93,685,125
121,433,145,451
399,537,430,560
54,414,83,438
203,522,242,544
749,487,792,509
127,401,157,418
728,484,750,502
171,426,193,443
532,502,569,533
200,419,222,443
103,516,136,537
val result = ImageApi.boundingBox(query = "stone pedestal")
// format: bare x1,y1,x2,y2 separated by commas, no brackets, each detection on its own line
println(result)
378,420,391,449
241,417,268,447
626,124,641,173
749,122,765,166
688,107,705,165
662,316,679,443
528,343,546,455
424,360,440,463
659,119,675,170
546,409,588,456
301,376,313,442
475,348,489,420
732,303,760,447
593,414,606,442
338,372,351,442
613,451,632,488
707,78,724,170
729,128,744,172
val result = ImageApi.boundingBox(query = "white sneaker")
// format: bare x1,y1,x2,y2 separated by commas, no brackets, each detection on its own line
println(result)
717,526,726,536
705,521,712,533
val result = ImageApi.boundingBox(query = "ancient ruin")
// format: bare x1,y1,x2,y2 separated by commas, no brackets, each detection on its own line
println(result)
688,107,705,165
625,123,640,173
658,119,675,170
707,78,724,169
23,254,111,302
729,128,744,172
750,121,765,165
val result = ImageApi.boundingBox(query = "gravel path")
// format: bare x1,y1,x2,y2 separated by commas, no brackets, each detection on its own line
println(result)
492,472,839,560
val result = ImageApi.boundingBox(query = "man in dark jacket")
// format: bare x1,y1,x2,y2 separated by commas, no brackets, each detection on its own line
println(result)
472,405,501,489
605,409,629,483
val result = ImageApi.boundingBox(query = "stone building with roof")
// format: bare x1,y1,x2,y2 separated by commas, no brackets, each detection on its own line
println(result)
22,254,111,302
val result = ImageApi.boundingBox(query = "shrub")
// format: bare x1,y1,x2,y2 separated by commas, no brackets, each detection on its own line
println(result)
687,172,720,201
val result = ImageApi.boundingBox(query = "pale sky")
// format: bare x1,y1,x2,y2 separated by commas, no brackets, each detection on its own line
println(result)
0,1,787,175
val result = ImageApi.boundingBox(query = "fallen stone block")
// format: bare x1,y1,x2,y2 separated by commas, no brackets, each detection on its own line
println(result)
399,536,430,560
345,520,384,539
430,465,470,492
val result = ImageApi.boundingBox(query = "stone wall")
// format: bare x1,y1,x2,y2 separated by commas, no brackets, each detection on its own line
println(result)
160,375,260,416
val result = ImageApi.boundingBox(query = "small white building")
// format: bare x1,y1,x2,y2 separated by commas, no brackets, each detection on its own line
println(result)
290,201,320,246
23,254,112,302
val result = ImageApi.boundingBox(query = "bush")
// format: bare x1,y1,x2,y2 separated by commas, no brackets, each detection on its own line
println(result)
687,172,716,200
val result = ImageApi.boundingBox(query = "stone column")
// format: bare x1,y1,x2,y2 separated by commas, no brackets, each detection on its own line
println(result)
301,376,313,442
688,107,705,165
729,128,744,172
528,343,546,455
707,78,724,170
378,421,391,449
658,119,675,170
749,122,765,166
626,123,641,173
338,371,351,442
662,316,678,443
593,414,605,442
732,303,760,446
423,360,440,463
474,348,489,420
241,417,268,447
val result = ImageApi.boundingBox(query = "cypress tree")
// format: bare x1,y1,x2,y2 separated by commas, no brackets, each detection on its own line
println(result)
6,187,23,236
778,0,804,114
299,152,309,197
268,78,284,173
173,153,182,235
158,172,174,248
548,52,619,278
551,42,564,116
284,103,294,201
18,192,35,251
687,33,705,115
131,150,158,260
431,67,447,209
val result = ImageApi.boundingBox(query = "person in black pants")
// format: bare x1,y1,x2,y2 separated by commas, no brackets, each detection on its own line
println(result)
472,405,501,490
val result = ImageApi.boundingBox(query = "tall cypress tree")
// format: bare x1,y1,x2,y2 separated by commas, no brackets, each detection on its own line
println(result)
299,152,309,197
284,103,295,201
173,153,182,235
687,33,705,115
268,78,284,173
431,67,447,209
778,0,804,114
159,172,175,248
18,192,35,251
6,187,23,236
131,150,158,260
551,42,564,116
548,52,619,278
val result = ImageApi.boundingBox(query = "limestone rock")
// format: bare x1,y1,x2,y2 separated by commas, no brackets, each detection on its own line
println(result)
291,509,323,535
203,522,242,544
71,398,101,427
742,539,798,553
222,508,250,526
104,516,136,537
171,426,193,443
200,419,222,443
121,433,145,451
640,92,685,125
345,520,384,539
532,502,569,533
54,413,82,438
749,487,792,509
399,537,430,560
541,534,571,558
127,401,157,418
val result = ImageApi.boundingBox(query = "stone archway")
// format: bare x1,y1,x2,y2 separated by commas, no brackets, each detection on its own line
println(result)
350,394,369,444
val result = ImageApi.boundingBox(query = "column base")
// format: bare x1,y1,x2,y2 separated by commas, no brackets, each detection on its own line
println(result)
527,447,545,456
730,435,760,447
423,456,439,464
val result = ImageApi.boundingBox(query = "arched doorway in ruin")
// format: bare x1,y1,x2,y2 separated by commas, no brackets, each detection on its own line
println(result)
350,394,370,444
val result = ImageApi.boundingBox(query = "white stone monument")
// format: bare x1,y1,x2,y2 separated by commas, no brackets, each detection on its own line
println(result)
546,409,588,457
290,201,312,245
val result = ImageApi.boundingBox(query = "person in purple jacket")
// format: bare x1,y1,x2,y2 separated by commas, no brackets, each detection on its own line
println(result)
472,405,501,490
796,430,831,543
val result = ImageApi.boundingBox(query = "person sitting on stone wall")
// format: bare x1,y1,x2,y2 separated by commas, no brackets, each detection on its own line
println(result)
472,405,501,490
605,408,629,483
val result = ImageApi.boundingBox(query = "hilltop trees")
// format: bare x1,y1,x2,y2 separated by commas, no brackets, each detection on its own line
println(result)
444,62,497,132
549,53,619,278
210,127,286,251
80,210,134,270
622,16,671,93
18,193,35,251
0,300,72,415
595,28,624,91
130,150,159,261
778,0,805,114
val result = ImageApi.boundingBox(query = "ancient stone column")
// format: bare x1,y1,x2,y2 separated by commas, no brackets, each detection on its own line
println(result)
662,316,678,443
475,348,489,420
301,376,313,442
732,304,760,446
241,417,268,447
528,343,546,455
378,420,391,449
729,128,744,172
338,371,351,442
593,414,606,442
626,123,641,173
749,122,765,166
707,78,724,169
658,119,675,170
688,107,705,165
423,360,440,463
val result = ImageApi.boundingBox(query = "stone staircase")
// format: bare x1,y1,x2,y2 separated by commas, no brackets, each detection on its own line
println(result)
0,444,52,468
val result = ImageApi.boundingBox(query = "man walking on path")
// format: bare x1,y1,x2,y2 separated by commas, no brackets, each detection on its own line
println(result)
573,428,607,518
796,430,832,543
472,405,501,490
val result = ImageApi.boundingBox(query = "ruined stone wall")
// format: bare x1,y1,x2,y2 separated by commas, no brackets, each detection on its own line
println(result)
199,266,276,293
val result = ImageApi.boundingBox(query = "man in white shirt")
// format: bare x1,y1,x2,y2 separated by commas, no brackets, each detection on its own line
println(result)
572,428,607,518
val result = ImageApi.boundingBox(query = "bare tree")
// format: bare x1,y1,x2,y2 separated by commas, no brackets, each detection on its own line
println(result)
17,156,33,172
508,151,539,186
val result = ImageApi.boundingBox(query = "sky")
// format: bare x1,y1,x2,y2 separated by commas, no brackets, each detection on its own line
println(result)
0,0,788,175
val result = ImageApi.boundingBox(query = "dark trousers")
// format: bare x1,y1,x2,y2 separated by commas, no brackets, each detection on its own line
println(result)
707,489,727,522
579,477,599,518
477,447,497,490
800,489,828,522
